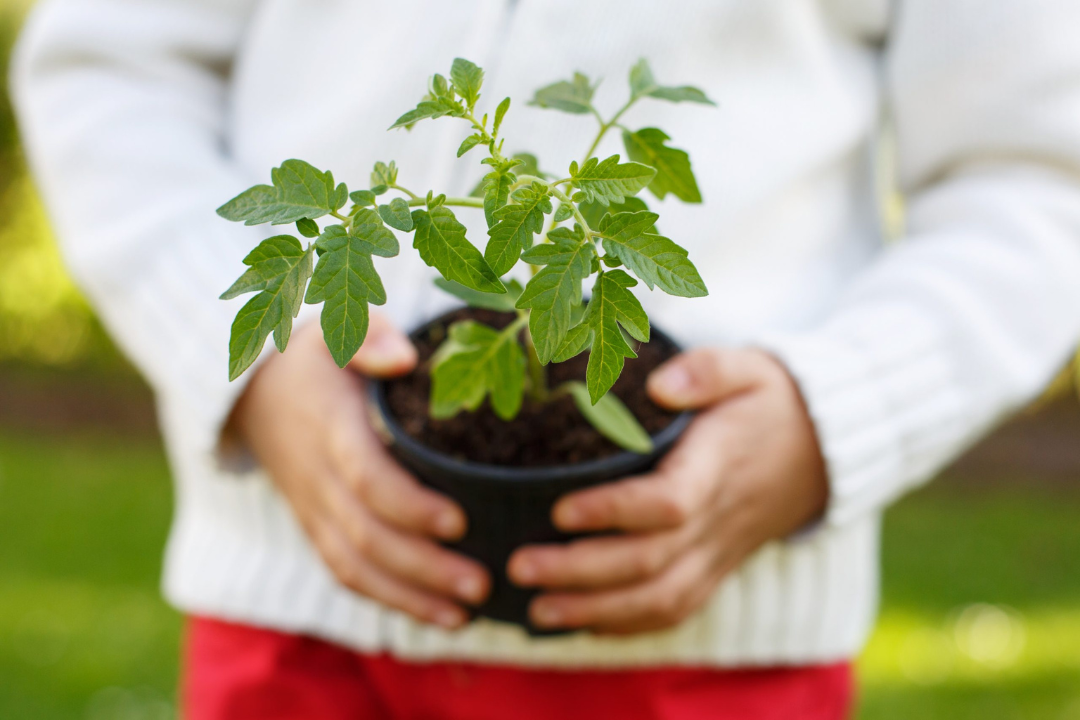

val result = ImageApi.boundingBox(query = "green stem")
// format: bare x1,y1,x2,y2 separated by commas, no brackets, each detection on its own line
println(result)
581,97,638,165
549,186,592,238
330,210,348,221
519,312,548,402
391,183,420,200
405,197,484,209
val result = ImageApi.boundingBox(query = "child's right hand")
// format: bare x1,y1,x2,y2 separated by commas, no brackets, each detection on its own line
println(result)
227,314,490,629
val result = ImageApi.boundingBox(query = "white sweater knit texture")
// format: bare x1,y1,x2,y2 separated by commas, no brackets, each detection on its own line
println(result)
12,0,1080,667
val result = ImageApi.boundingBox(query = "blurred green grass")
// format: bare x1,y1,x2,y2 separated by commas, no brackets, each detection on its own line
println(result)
1,430,1079,719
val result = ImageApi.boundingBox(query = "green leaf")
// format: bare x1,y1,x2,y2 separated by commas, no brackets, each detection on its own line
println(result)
371,161,398,187
434,277,523,312
579,196,657,233
553,203,573,223
296,218,320,238
516,226,595,363
303,225,387,368
629,58,716,106
337,213,400,257
450,58,484,108
431,320,525,421
389,95,466,130
485,182,553,276
217,159,341,226
529,72,595,114
223,235,314,380
493,97,511,136
571,154,656,206
457,134,484,157
600,213,707,297
552,321,592,362
371,184,389,196
563,381,654,453
412,207,505,294
350,189,376,207
377,198,414,232
481,168,515,228
582,270,649,403
622,128,702,203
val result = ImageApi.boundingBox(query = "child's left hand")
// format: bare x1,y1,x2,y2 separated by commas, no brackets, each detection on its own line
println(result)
508,348,830,634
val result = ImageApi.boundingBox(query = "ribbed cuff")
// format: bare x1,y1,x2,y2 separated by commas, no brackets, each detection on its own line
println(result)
754,313,967,527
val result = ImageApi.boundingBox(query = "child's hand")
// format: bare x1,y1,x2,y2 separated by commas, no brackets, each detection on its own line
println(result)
508,348,829,634
229,314,490,629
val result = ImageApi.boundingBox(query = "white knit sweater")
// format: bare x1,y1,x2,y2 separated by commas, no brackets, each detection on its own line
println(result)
13,0,1080,667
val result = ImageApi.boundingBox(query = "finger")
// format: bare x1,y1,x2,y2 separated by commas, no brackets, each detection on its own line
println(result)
328,418,467,541
646,348,763,410
314,521,469,630
347,312,418,379
322,480,489,605
528,547,716,632
508,529,689,590
552,466,710,533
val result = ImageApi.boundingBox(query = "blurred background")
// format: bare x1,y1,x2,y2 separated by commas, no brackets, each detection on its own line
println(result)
0,2,1079,718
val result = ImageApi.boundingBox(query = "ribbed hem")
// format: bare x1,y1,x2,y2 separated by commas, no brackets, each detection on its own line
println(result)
755,314,968,527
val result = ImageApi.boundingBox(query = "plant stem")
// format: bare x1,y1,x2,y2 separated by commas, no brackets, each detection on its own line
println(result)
519,312,549,402
391,183,421,200
404,197,484,209
581,97,638,165
549,186,593,238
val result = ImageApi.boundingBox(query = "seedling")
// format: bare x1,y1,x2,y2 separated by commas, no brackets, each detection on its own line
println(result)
218,58,712,453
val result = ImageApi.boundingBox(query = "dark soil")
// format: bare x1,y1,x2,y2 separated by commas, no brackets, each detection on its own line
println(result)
384,308,681,467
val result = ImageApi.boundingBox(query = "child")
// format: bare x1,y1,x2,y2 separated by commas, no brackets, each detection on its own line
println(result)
14,1,1080,717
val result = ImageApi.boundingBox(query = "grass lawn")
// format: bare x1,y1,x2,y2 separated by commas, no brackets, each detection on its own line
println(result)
1,431,1079,719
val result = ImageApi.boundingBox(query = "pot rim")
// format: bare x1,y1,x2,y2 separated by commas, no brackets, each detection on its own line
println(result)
368,308,693,485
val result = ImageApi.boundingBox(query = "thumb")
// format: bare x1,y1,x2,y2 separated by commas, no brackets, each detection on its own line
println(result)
646,348,762,410
348,312,418,379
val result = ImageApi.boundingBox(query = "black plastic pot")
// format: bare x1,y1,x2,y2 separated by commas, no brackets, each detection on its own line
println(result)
369,313,691,633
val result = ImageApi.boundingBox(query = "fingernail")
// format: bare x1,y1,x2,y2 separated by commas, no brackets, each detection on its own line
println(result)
456,576,484,603
374,332,415,362
435,608,464,629
435,511,463,539
650,364,691,399
512,559,537,586
554,504,583,530
532,603,562,628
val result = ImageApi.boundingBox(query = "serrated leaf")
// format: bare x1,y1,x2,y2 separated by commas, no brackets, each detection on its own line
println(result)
350,189,376,207
493,97,511,136
485,182,553,276
217,159,340,226
553,203,573,223
563,381,654,453
377,198,414,231
583,270,649,403
431,320,525,420
600,213,707,297
337,213,399,257
622,128,702,203
516,227,595,363
223,236,313,380
529,72,595,114
389,95,466,130
412,207,505,294
481,168,515,228
371,161,398,187
457,134,484,157
629,58,716,106
303,225,387,368
296,218,320,238
450,58,484,108
552,321,592,362
579,196,657,233
571,154,656,206
434,277,523,312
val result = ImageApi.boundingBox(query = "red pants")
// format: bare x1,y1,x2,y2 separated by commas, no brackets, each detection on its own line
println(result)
183,617,853,720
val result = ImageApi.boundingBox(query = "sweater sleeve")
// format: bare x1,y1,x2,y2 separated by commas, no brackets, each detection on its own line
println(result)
11,0,279,459
758,0,1080,526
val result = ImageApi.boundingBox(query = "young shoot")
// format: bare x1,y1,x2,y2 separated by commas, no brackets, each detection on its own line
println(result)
217,58,713,453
